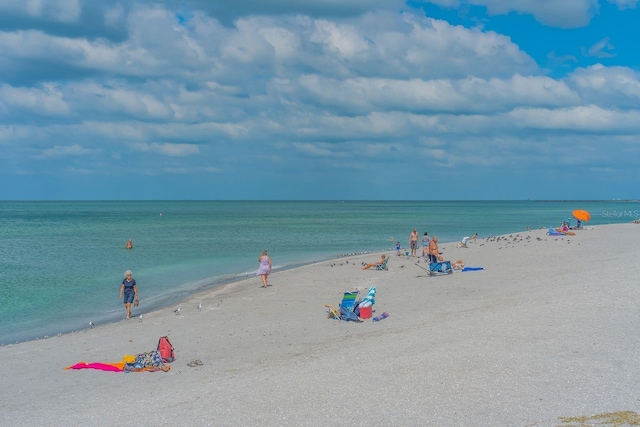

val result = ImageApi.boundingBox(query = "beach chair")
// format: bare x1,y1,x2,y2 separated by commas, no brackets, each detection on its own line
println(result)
374,257,389,271
457,237,469,248
325,305,341,320
428,260,453,276
324,290,361,321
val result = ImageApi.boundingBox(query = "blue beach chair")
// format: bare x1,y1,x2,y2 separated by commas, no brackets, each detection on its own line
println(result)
325,290,361,321
429,260,453,276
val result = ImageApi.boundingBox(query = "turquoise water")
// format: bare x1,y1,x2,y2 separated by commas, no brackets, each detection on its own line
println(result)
1,200,638,345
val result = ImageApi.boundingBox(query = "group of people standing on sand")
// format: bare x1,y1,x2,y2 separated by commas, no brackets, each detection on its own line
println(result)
408,228,442,263
365,229,444,271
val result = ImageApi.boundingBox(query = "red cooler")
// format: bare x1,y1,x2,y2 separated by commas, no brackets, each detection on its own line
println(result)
359,305,372,319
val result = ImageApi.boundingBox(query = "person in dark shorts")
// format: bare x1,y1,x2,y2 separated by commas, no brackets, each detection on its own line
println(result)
119,270,138,320
428,236,442,264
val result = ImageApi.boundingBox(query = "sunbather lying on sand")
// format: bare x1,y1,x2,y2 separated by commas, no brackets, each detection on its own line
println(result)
451,259,465,270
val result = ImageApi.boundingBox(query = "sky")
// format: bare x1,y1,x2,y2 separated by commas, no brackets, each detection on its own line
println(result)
1,0,639,200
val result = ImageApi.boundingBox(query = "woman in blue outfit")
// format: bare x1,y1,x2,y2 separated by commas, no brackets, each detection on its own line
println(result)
119,270,138,319
257,250,272,288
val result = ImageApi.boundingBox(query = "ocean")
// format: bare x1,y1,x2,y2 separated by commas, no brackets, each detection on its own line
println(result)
1,200,638,345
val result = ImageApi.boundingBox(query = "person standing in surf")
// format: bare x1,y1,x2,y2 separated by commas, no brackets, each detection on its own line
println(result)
119,270,138,320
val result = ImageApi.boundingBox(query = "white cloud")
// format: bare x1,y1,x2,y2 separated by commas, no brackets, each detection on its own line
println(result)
103,3,126,28
161,167,190,174
159,166,222,174
292,141,346,157
197,166,223,173
130,142,201,157
0,30,134,73
508,104,640,131
67,81,175,119
581,37,616,58
0,0,82,23
175,0,406,24
288,74,578,115
0,83,69,116
1,2,640,199
64,167,94,174
428,0,599,28
607,0,639,9
547,51,579,67
38,144,93,158
568,64,640,106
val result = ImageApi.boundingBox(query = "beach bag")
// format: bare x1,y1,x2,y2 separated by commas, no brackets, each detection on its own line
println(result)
124,350,169,372
157,336,175,363
135,350,165,367
353,298,362,317
339,306,360,322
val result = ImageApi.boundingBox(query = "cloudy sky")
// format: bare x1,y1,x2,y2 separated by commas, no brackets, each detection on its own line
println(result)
1,0,639,200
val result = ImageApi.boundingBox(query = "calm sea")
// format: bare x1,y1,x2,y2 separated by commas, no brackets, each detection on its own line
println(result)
1,200,638,345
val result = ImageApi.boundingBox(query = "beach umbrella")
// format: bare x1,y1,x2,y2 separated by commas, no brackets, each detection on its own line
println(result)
572,209,591,221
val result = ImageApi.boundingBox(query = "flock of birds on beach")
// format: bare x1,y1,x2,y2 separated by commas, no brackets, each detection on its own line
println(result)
81,301,207,334
322,231,578,271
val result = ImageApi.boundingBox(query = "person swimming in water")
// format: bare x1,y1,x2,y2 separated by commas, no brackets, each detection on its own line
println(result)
125,239,133,249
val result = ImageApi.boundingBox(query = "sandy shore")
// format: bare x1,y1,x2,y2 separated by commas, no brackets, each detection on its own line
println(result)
2,224,640,426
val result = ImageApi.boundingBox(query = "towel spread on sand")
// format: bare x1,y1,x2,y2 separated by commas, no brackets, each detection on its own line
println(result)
65,362,124,372
461,267,484,272
65,354,169,373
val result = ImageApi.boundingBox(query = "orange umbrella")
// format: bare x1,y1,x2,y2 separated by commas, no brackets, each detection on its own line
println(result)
572,209,591,221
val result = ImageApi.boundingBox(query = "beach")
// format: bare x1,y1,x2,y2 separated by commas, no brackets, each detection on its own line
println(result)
2,223,640,426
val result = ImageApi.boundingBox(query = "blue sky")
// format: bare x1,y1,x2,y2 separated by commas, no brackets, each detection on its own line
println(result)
1,0,639,200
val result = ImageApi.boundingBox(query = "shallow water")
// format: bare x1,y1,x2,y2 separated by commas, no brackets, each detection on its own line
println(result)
0,200,637,344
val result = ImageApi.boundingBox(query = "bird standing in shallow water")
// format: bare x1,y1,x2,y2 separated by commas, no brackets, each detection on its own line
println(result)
89,321,94,328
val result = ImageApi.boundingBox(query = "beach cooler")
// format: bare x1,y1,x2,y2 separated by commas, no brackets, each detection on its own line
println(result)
359,304,372,319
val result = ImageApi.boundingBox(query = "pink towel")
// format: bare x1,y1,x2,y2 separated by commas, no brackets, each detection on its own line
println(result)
66,362,123,372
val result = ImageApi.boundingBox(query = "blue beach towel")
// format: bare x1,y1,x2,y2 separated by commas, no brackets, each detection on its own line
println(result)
461,267,484,272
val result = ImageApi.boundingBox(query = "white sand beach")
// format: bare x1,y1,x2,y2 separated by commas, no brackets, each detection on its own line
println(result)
2,224,640,426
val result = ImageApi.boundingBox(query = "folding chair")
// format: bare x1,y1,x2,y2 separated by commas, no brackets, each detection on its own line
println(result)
374,257,389,270
324,290,360,321
457,237,470,248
